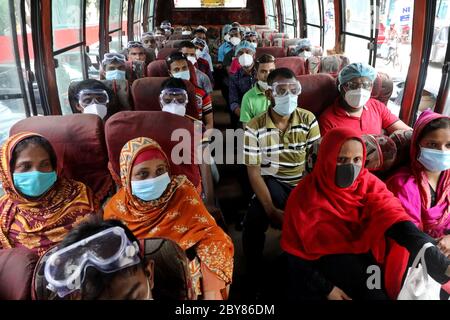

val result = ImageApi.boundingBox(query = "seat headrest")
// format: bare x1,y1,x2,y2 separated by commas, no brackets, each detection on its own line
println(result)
275,57,307,76
100,80,132,111
371,72,394,105
296,73,339,117
104,111,201,188
156,47,179,60
10,114,114,201
256,47,287,59
0,248,38,300
146,60,170,77
131,77,199,120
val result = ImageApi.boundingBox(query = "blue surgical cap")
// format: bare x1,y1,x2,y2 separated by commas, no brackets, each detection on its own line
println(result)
222,24,232,37
296,38,312,50
338,62,377,85
235,40,256,56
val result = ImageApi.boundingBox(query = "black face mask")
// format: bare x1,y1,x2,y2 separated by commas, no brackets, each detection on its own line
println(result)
335,163,362,188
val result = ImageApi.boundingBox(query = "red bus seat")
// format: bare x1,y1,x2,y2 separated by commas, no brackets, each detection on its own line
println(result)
156,47,179,60
0,248,38,300
104,111,201,189
371,72,394,105
164,40,185,48
147,60,170,77
10,114,114,202
131,77,200,120
275,57,307,76
256,47,287,59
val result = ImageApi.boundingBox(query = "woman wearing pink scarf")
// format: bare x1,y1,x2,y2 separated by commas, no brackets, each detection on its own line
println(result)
386,109,450,298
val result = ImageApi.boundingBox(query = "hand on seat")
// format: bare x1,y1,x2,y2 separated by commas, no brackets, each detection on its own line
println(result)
266,206,284,230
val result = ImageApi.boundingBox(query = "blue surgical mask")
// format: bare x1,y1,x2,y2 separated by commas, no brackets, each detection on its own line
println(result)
13,171,57,198
273,94,298,116
417,147,450,172
131,173,171,201
105,69,126,80
172,70,190,81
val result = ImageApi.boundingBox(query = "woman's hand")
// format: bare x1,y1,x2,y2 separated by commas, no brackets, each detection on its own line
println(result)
327,286,352,300
437,235,450,258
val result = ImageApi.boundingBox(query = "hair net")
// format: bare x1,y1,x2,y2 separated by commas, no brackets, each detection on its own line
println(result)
235,40,256,56
338,62,377,85
296,38,312,50
222,24,232,37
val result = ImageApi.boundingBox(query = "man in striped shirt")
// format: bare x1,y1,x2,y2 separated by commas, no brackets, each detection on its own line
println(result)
242,68,320,294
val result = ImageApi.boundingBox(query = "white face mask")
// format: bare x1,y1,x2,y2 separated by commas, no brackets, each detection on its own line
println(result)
224,34,231,42
258,80,269,91
299,51,312,59
230,37,241,46
83,103,107,119
195,49,203,58
273,94,298,116
186,56,197,65
238,53,254,68
162,103,186,117
172,70,190,81
250,42,258,49
344,88,372,109
182,31,191,36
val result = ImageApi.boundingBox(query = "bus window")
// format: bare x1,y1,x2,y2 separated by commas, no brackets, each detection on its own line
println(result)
147,0,155,31
304,0,322,47
281,0,297,38
109,0,122,52
86,0,101,79
324,0,335,52
52,0,85,114
264,0,278,30
133,0,143,41
122,0,129,46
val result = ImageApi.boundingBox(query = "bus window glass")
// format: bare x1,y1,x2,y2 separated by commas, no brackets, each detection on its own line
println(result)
110,0,121,30
52,0,82,51
110,30,122,53
305,0,320,26
147,0,155,30
307,26,321,47
281,0,296,38
264,0,277,30
343,0,371,36
86,0,101,79
122,0,129,46
344,36,370,64
54,48,83,115
134,0,143,40
324,0,335,52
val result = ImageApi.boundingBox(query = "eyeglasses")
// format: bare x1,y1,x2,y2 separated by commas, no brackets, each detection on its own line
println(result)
160,88,188,105
344,81,373,91
78,89,109,107
271,80,302,97
127,41,144,49
102,53,126,65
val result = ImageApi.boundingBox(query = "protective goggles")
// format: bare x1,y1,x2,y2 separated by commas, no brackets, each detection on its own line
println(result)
271,80,302,97
159,88,188,105
127,41,144,49
192,38,207,48
102,53,126,66
343,80,373,91
161,22,171,29
245,31,257,38
44,227,141,298
142,32,154,38
78,89,109,107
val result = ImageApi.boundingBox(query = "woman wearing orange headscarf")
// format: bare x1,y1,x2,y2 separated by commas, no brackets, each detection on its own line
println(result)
0,133,98,256
103,137,233,300
281,128,450,300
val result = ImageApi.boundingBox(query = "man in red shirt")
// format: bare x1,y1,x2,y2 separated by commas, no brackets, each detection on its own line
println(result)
319,62,411,136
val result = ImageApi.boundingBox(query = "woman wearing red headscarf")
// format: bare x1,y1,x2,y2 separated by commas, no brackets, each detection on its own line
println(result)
281,127,450,300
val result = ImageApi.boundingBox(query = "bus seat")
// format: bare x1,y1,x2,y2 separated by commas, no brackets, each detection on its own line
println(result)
156,47,179,60
105,111,201,189
256,47,287,59
131,77,200,120
165,39,185,48
0,248,38,300
10,114,114,202
147,60,170,77
100,80,132,111
371,72,394,105
296,73,339,117
275,57,307,76
274,38,301,48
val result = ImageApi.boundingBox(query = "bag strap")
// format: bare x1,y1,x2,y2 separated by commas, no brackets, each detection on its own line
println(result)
410,242,435,286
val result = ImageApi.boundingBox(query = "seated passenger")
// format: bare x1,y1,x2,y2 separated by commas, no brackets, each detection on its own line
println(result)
178,40,214,91
0,133,97,256
222,27,244,71
100,53,127,81
281,127,450,300
192,38,214,74
43,219,155,300
293,38,322,74
103,137,234,299
229,41,257,126
217,24,233,65
319,54,350,78
166,52,213,132
160,20,173,38
181,26,192,37
319,63,411,136
243,68,320,293
153,28,167,49
244,31,259,49
240,54,276,124
68,79,117,121
159,78,194,120
193,26,208,41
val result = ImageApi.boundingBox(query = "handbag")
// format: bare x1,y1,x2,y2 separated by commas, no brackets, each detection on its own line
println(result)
397,242,442,300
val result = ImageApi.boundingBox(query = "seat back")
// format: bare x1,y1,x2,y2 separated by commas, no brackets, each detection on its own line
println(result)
256,47,287,59
156,47,179,60
0,248,38,300
164,40,185,48
275,57,307,77
131,77,199,120
297,73,339,117
273,38,301,48
371,72,394,105
10,114,114,201
105,111,201,188
147,60,170,77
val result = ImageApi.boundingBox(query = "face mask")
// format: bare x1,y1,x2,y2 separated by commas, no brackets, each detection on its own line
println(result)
230,37,241,46
299,51,312,59
224,34,231,42
250,42,258,49
344,88,371,109
238,53,254,68
13,171,57,198
273,94,298,116
335,163,361,188
105,69,126,81
162,103,186,117
258,80,269,91
182,31,191,36
417,147,450,172
131,172,171,201
195,49,203,58
172,70,190,81
83,104,107,119
186,56,197,65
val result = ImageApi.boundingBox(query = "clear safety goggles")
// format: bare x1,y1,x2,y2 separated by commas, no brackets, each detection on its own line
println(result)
192,38,207,48
102,53,126,66
78,89,109,107
159,88,189,105
245,31,257,38
127,41,144,49
343,80,373,91
271,80,302,97
160,22,171,29
44,227,141,298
